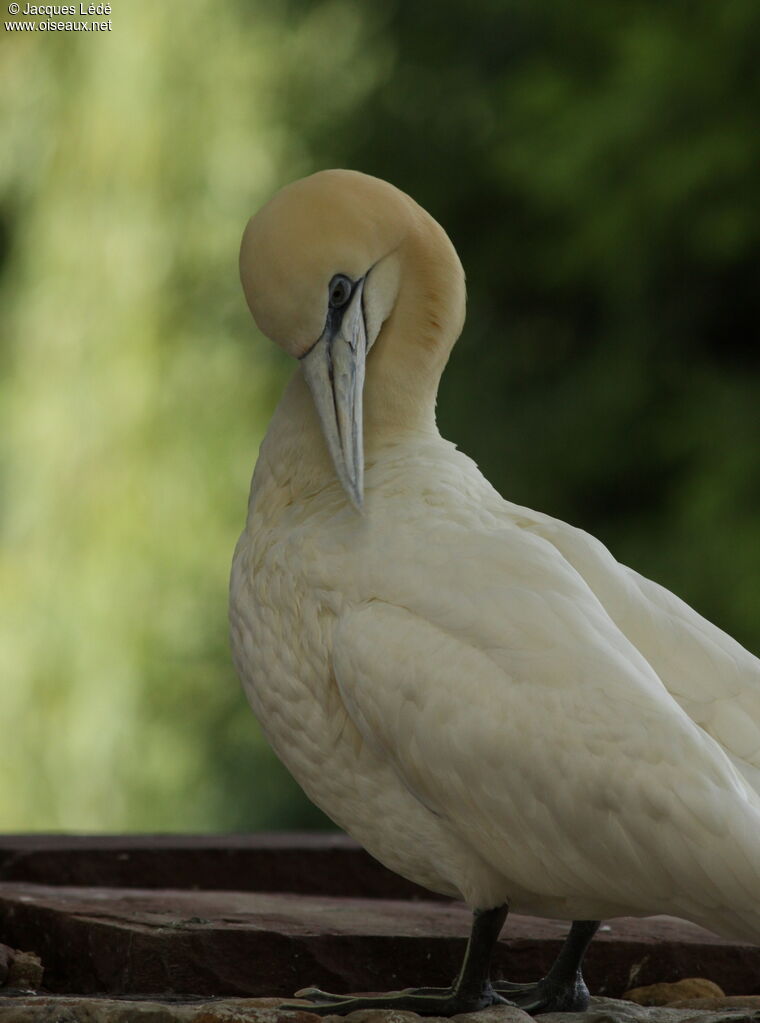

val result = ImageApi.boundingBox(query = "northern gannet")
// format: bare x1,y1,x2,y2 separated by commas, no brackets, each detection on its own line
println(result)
230,169,760,1016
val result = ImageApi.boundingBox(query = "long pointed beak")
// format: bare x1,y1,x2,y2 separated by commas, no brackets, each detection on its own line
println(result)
300,278,367,510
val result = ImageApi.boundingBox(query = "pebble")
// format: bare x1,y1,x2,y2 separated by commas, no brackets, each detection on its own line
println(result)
624,980,725,1005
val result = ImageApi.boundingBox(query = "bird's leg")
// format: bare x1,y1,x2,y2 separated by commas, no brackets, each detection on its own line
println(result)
280,904,510,1017
492,919,600,1013
388,918,600,1012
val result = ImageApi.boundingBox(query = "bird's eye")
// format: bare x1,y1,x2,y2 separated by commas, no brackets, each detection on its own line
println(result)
328,275,353,309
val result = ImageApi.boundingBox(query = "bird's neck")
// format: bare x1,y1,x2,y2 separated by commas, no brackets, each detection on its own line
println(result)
253,359,442,517
364,209,465,437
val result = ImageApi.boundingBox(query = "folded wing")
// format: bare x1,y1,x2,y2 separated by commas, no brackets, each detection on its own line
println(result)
332,523,760,941
514,507,760,789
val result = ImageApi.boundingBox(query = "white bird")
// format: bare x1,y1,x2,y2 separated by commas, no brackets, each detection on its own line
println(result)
230,169,760,1015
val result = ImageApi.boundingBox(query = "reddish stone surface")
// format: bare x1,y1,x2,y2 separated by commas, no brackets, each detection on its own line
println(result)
0,833,436,900
1,882,758,1000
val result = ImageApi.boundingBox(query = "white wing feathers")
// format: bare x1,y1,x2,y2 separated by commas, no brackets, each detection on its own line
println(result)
331,521,760,940
515,509,760,778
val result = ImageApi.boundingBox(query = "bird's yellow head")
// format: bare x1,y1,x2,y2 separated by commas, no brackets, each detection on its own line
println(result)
239,169,465,509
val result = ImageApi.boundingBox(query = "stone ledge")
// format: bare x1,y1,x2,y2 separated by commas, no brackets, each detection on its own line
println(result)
0,834,434,901
1,883,759,999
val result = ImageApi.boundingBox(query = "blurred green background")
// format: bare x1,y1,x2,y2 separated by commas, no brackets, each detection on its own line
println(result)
1,0,758,833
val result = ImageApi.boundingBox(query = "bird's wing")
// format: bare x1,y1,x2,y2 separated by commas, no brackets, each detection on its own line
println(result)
332,522,760,937
510,507,760,785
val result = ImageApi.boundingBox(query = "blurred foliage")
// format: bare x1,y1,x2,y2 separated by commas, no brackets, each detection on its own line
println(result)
0,0,758,832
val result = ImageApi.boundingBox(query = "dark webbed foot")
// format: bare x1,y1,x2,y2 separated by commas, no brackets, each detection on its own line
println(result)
282,983,511,1017
492,974,590,1013
279,913,600,1018
280,904,510,1017
493,919,599,1014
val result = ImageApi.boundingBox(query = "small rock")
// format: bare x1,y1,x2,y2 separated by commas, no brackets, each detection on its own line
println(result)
452,1006,533,1023
671,995,760,1009
344,1012,429,1023
0,944,15,985
537,994,750,1023
623,979,725,1006
344,1012,427,1023
5,949,43,991
248,1001,299,1009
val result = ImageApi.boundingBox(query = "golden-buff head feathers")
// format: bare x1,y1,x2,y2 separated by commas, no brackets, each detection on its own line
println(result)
239,169,465,364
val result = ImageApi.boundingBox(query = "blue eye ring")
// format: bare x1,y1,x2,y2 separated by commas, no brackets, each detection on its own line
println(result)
328,274,353,309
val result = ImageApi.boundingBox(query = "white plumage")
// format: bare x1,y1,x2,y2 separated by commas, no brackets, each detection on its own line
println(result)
230,170,760,971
